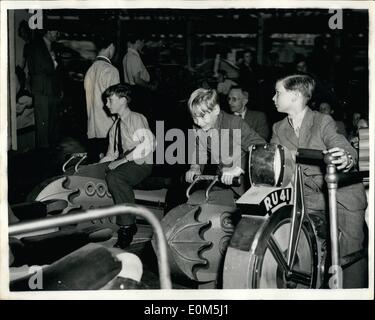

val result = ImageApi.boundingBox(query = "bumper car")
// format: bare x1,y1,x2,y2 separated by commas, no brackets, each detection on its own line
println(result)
156,141,369,289
26,152,171,222
8,152,181,290
9,205,172,290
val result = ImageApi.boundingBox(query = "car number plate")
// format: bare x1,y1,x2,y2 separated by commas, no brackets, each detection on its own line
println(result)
262,188,292,214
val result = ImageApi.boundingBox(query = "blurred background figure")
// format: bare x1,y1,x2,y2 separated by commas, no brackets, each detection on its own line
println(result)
15,66,34,142
122,34,156,123
319,101,348,138
348,112,369,149
84,35,119,163
200,77,211,90
309,35,333,82
294,54,308,74
217,69,237,96
238,49,259,104
17,20,32,73
217,69,237,110
26,25,62,150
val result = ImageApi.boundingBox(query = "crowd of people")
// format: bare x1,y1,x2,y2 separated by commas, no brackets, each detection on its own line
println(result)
16,23,368,154
15,22,369,288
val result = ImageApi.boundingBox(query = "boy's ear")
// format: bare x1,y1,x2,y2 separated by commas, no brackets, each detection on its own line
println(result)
213,104,220,115
291,91,301,102
120,96,128,104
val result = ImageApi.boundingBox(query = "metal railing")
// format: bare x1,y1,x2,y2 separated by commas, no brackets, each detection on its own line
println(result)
9,204,172,289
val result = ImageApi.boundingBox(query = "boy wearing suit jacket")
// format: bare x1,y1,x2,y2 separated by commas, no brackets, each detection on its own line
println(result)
271,74,367,288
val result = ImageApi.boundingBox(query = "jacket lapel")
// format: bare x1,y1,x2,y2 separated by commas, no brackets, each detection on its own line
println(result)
298,108,314,147
281,117,299,147
244,109,253,127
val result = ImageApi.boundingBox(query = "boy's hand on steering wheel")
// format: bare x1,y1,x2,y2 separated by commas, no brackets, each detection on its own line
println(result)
221,167,243,185
323,147,352,171
186,169,201,183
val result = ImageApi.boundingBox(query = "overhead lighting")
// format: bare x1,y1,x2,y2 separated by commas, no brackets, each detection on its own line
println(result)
46,15,60,20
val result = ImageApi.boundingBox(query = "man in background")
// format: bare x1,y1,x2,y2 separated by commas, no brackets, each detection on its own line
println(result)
27,26,62,149
84,36,120,163
228,86,270,141
122,34,156,122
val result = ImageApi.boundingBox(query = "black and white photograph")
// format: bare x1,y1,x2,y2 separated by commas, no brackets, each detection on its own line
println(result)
0,0,373,301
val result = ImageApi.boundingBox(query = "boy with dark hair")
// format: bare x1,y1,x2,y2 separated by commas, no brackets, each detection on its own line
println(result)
100,84,155,249
271,74,367,288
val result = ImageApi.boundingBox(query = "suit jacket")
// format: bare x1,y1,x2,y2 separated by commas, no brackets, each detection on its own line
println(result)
191,110,266,173
191,110,265,194
271,107,367,211
27,36,60,96
244,108,270,141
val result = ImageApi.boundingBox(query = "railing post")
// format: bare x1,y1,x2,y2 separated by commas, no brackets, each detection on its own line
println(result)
324,154,342,289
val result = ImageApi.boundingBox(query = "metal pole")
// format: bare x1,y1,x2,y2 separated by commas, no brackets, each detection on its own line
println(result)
9,205,172,289
287,165,305,268
324,156,342,289
8,10,18,150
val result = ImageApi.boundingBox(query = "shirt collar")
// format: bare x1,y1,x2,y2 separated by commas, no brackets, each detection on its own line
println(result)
128,47,140,57
234,107,247,119
96,55,111,64
119,107,131,122
288,107,307,129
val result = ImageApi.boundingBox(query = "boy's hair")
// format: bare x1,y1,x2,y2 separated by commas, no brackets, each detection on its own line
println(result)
278,74,315,101
94,34,115,51
103,84,132,104
188,88,218,117
127,34,146,45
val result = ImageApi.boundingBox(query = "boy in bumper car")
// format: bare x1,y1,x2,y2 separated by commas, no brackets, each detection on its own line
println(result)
270,74,367,288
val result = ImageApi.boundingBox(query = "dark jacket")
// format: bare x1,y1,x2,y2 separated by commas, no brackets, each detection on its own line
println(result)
244,109,270,141
191,110,265,174
27,36,60,95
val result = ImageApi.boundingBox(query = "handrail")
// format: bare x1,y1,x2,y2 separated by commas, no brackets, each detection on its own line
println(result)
323,153,342,288
186,174,241,199
9,205,172,289
62,152,87,173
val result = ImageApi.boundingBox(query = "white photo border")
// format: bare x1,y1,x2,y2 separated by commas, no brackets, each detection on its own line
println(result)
0,0,373,300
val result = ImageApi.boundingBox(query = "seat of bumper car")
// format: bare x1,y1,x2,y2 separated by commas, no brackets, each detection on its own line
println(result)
10,243,147,290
